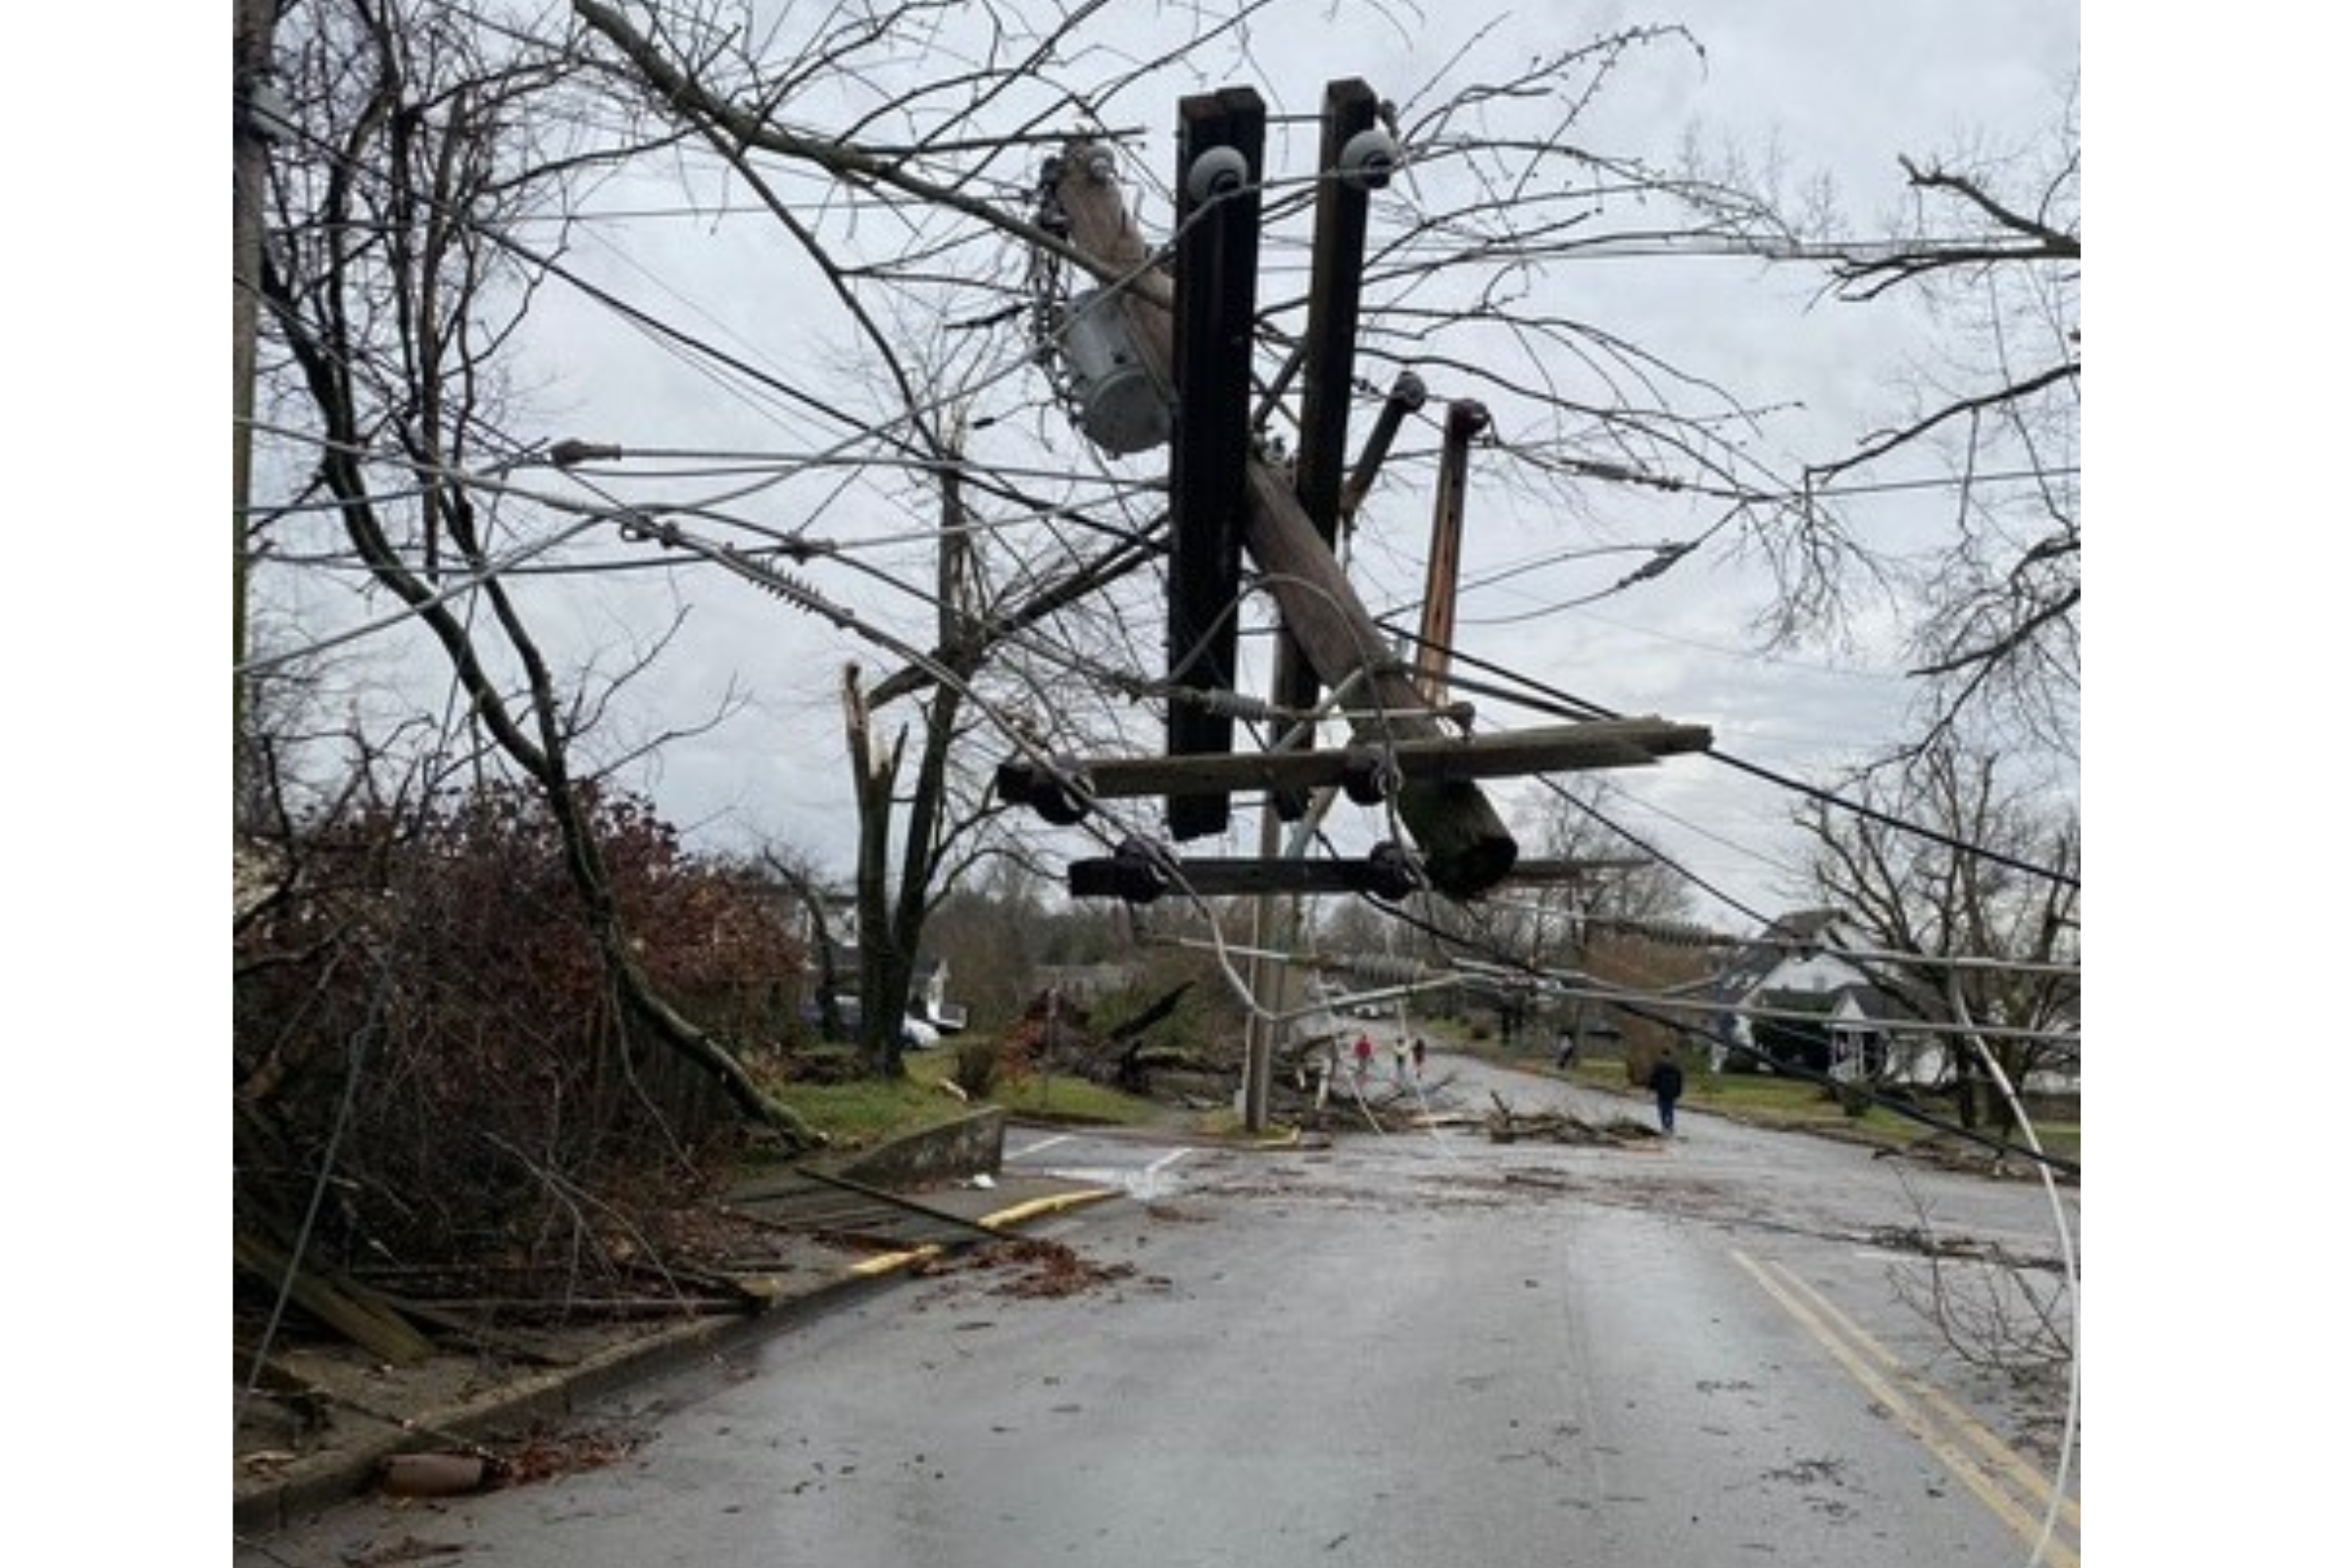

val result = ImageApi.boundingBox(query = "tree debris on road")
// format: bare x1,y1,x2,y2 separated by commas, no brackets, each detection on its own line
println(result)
1483,1091,1658,1147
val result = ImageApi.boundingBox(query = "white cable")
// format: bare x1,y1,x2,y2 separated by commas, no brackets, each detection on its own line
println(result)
1944,984,2080,1568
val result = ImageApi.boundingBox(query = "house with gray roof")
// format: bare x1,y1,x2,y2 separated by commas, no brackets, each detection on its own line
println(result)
1706,910,1948,1086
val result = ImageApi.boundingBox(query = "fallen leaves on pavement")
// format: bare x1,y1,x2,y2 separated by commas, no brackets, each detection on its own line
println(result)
917,1237,1137,1299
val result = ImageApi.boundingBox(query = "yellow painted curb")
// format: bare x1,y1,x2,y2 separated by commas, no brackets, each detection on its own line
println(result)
843,1188,1121,1276
978,1187,1123,1229
848,1243,944,1277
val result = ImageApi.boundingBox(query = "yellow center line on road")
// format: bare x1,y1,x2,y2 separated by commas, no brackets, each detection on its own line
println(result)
1732,1249,2080,1568
1773,1259,2082,1534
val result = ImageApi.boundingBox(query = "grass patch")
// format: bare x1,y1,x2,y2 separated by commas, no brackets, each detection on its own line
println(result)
1533,1054,2079,1162
1682,1069,1879,1123
979,1067,1171,1127
765,1068,969,1152
1680,1068,2080,1160
767,1048,1177,1151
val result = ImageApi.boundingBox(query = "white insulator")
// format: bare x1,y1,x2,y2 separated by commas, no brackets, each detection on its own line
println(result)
1187,145,1250,204
1338,126,1399,190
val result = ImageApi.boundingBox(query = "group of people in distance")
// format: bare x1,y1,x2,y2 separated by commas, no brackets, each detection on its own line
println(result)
1349,1030,1425,1089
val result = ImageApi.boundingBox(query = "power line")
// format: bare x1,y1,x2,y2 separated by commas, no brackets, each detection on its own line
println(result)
1397,626,2080,893
1292,859,2079,1177
1533,774,1774,930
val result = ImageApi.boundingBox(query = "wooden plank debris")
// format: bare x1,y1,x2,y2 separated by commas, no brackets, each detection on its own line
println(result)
234,1229,437,1366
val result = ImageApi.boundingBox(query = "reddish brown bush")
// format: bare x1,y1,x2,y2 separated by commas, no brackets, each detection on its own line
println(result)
235,781,804,1282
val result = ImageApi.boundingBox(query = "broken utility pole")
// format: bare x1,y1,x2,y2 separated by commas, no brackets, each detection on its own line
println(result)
1054,139,1521,899
1164,88,1267,839
999,715,1712,809
1338,370,1428,528
1415,399,1490,706
1266,77,1383,815
1069,839,1428,904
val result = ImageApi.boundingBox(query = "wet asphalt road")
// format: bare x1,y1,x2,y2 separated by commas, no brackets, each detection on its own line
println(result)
237,1042,2081,1567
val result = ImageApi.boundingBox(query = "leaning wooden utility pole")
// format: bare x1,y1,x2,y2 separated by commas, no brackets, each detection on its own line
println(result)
1054,142,1520,900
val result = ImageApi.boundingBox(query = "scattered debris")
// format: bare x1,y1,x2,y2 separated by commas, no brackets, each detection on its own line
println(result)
368,1423,646,1500
488,1424,647,1488
917,1237,1137,1299
1873,1134,2052,1181
1484,1092,1656,1147
1867,1225,1995,1261
342,1534,469,1566
378,1452,487,1498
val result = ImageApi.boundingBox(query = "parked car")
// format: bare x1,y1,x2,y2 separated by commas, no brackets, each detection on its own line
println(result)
800,997,944,1049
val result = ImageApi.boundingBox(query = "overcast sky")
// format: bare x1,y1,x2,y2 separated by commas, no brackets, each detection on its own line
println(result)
333,0,2077,931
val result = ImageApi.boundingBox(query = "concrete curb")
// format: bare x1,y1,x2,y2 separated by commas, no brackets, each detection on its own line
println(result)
234,1184,1123,1537
236,1280,863,1535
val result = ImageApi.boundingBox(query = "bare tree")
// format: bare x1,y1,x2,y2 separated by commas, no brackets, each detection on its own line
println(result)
1686,86,2081,759
559,0,1835,995
1521,780,1697,942
1796,738,2079,1137
249,0,821,1145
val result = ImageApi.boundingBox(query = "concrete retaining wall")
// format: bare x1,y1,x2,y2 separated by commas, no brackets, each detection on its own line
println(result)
833,1106,1005,1188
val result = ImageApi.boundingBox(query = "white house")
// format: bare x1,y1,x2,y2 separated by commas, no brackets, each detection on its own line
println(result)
1707,910,1948,1087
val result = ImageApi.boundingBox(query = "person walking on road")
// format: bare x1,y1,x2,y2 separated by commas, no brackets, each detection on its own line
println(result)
1650,1051,1686,1136
1352,1032,1374,1089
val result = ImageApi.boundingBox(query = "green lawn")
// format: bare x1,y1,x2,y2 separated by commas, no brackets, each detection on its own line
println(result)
1437,1029,2080,1164
1579,1060,2080,1162
952,1059,1176,1129
764,1046,1178,1152
765,1036,2077,1167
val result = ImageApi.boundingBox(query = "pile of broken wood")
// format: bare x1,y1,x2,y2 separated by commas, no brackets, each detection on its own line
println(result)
1481,1092,1660,1147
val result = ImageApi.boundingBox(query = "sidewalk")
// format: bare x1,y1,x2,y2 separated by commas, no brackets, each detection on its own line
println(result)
233,1169,1119,1536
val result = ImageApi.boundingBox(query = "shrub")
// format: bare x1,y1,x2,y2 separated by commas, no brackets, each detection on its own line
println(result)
235,780,805,1277
952,1037,1001,1098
